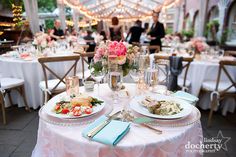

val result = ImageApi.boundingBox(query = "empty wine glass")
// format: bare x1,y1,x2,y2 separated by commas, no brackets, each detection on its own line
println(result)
145,68,159,92
90,59,106,96
108,67,123,105
129,57,141,83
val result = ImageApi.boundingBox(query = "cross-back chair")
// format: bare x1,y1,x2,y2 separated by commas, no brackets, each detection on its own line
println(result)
147,45,160,54
224,51,236,57
201,60,236,126
38,55,80,103
74,51,94,79
154,55,194,91
0,77,30,124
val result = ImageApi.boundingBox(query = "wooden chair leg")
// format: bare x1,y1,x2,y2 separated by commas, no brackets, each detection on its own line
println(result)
42,91,50,105
0,94,6,124
7,91,14,107
207,96,218,127
19,86,31,112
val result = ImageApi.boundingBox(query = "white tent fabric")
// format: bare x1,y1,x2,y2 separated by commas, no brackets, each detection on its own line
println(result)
59,0,182,20
23,0,40,34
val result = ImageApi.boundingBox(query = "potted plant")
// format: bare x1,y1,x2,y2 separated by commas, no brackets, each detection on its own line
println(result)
206,20,219,43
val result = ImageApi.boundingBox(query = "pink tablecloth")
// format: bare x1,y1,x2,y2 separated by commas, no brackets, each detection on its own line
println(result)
32,84,203,157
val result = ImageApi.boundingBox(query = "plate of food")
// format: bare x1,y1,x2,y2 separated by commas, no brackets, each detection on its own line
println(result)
130,94,192,119
43,94,105,119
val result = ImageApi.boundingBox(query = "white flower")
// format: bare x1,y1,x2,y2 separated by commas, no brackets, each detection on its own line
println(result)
41,40,47,48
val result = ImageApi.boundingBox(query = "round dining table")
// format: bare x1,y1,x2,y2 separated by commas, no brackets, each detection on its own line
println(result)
150,54,236,115
0,55,87,109
32,83,203,157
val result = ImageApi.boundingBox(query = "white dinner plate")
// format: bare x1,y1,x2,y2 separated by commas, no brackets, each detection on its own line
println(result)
130,94,192,119
43,96,105,119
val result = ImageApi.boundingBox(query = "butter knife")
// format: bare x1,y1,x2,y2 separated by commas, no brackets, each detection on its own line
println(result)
87,111,121,138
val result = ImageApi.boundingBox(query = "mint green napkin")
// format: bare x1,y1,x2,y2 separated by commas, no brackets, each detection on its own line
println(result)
82,116,130,145
172,91,199,104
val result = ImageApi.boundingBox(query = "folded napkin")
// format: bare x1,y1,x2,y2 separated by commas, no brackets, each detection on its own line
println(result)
172,91,199,105
82,116,130,146
168,56,183,91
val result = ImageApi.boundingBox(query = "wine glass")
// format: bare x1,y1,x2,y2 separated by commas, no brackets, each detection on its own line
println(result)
129,57,141,83
108,67,123,105
144,68,159,92
90,59,106,96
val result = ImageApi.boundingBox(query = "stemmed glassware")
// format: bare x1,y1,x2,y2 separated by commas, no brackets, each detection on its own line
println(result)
129,57,141,83
144,67,159,92
108,65,123,105
90,59,106,96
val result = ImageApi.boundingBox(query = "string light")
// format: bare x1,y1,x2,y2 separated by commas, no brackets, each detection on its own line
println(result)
62,0,182,21
66,20,98,27
11,4,22,26
0,22,15,27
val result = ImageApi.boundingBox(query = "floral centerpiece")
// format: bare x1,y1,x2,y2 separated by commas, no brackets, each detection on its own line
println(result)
93,41,139,76
186,37,209,54
32,32,54,53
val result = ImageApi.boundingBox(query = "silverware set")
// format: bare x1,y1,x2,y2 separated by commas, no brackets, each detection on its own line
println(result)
87,109,162,138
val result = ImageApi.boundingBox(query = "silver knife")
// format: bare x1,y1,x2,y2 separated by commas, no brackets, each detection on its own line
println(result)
87,111,121,138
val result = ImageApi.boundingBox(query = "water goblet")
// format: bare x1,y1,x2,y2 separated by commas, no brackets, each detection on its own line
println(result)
90,59,106,96
108,67,123,105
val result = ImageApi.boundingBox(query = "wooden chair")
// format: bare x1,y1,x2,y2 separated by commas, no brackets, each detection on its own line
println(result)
81,45,89,52
38,55,80,103
147,45,160,54
74,51,94,79
201,60,236,126
154,55,194,91
224,51,236,57
153,55,169,86
0,77,30,124
131,42,141,47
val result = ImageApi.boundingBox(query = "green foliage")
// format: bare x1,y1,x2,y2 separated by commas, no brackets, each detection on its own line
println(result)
205,20,219,38
206,20,219,30
221,29,231,45
165,28,173,34
181,29,194,39
38,0,57,12
45,19,54,30
90,61,103,76
15,20,24,29
121,61,130,76
1,0,12,8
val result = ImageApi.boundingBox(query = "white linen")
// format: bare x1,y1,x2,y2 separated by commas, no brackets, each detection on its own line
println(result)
150,54,236,114
0,57,86,109
32,84,203,157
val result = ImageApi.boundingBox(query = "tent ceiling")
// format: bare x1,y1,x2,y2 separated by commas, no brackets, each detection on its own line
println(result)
60,0,181,20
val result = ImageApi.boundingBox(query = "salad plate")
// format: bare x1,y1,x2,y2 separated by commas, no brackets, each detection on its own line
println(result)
130,94,192,119
43,95,105,119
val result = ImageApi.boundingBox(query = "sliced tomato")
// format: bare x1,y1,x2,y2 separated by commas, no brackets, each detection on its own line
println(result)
73,110,82,116
85,107,92,114
61,108,69,114
55,104,61,111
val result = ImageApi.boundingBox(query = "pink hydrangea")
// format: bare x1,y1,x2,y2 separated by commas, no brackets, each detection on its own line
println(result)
108,41,127,56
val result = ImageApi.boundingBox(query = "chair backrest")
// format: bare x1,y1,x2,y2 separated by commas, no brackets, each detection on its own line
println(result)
74,51,95,79
81,45,89,52
224,51,236,57
215,60,236,94
131,42,141,47
154,55,194,88
147,45,160,54
38,55,80,92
